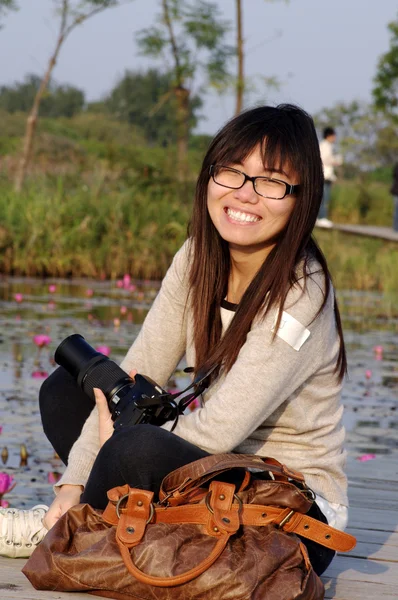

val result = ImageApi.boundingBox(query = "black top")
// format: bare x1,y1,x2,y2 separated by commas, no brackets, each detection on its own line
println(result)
220,299,238,312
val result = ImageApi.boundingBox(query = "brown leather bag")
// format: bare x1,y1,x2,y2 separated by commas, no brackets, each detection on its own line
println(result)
23,454,356,600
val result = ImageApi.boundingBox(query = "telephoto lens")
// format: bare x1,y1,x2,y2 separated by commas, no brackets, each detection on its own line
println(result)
54,334,176,430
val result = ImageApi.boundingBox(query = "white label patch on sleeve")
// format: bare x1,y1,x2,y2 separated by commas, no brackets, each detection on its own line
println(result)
272,311,310,351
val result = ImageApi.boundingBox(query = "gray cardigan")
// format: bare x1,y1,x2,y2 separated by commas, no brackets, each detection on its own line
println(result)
56,240,348,506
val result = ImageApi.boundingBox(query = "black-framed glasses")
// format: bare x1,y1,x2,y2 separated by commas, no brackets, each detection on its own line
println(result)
209,165,300,200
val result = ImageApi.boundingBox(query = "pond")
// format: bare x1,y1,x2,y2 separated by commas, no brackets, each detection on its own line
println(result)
0,276,397,508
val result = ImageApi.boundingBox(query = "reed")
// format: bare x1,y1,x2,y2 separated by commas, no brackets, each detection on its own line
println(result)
0,176,397,295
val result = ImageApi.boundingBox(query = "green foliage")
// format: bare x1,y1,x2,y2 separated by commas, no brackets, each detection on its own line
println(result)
314,101,398,172
136,0,234,90
0,176,192,279
330,180,392,226
315,230,398,294
373,13,398,120
0,74,85,117
0,0,17,26
103,69,202,145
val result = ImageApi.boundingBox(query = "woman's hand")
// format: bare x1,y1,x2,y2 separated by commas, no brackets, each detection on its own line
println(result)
43,484,83,530
94,368,137,448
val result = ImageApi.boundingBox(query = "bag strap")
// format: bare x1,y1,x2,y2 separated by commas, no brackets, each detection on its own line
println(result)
104,485,356,555
115,481,238,587
159,453,306,501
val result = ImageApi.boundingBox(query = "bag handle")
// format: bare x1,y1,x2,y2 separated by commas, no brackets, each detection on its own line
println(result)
159,453,306,501
116,481,239,587
117,531,230,587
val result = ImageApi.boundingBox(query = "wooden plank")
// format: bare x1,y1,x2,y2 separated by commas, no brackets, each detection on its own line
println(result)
324,556,398,585
346,507,398,532
323,578,398,600
347,528,398,546
0,558,104,600
315,222,398,242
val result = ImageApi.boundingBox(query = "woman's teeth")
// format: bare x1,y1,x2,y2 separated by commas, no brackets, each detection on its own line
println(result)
226,208,261,223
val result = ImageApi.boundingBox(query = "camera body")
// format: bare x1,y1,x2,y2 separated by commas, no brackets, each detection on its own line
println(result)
54,334,179,431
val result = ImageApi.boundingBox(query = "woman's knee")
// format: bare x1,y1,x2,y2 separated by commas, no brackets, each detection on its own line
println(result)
102,424,162,460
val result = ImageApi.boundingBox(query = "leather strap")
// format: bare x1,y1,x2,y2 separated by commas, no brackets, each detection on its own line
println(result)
105,498,356,552
159,453,306,501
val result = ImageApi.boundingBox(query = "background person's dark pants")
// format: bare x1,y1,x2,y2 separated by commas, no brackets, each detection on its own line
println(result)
319,179,333,219
39,366,335,575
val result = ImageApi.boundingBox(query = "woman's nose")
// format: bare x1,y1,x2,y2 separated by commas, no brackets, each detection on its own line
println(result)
233,180,259,203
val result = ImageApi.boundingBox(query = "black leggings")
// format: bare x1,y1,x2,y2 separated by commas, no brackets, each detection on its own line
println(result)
39,366,335,576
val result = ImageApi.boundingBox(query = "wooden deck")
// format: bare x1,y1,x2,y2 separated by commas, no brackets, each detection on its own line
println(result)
1,453,397,599
315,221,398,242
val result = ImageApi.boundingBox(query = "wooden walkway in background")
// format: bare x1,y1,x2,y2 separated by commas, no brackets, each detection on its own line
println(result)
1,454,397,599
316,222,398,242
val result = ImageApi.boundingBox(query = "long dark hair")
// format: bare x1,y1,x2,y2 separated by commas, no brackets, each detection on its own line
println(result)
188,104,346,382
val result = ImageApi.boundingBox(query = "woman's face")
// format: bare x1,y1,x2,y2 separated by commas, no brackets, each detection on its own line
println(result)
207,145,298,258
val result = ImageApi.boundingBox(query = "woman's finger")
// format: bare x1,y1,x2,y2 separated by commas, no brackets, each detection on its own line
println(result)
129,368,138,380
94,387,114,447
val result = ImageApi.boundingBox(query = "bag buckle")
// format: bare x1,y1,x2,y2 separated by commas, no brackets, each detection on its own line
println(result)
277,509,295,529
205,491,243,516
116,493,155,523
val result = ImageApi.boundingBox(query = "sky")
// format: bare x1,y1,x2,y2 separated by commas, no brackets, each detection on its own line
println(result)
0,0,396,134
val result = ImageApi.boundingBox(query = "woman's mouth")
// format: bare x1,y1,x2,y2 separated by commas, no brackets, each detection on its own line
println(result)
225,207,261,223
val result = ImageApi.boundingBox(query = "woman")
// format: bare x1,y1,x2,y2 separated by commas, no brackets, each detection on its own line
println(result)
3,104,348,575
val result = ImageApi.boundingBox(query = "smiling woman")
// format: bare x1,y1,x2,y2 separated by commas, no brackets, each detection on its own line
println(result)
5,104,348,582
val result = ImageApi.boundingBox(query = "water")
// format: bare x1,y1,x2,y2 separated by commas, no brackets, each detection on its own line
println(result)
0,276,397,507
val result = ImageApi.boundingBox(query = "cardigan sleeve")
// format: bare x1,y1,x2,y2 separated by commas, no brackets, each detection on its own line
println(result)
120,240,190,386
55,241,191,491
161,271,341,454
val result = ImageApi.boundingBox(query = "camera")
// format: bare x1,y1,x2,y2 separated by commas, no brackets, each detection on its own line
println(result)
54,334,208,431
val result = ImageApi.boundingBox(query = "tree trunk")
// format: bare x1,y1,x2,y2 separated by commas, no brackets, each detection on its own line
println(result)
14,38,65,192
174,86,190,182
235,0,244,115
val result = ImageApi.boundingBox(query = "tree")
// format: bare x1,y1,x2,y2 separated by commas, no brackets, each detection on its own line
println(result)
314,101,398,173
14,0,129,192
137,0,234,180
234,0,288,116
0,74,85,117
373,13,398,121
105,69,202,146
0,0,17,29
235,0,244,115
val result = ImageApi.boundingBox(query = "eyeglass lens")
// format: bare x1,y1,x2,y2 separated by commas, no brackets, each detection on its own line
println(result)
213,167,286,199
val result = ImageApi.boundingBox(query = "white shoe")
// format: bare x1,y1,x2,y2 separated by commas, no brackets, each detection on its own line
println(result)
316,218,333,228
0,504,48,558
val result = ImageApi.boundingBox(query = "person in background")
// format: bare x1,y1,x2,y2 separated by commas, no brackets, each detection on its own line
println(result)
390,162,398,232
317,127,343,228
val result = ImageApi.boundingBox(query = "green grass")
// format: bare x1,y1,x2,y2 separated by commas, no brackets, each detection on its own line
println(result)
315,229,398,295
0,110,396,290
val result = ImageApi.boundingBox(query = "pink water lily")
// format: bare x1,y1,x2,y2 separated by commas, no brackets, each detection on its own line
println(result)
86,288,94,297
14,293,23,303
0,499,9,508
47,471,62,484
33,334,52,348
96,345,111,356
0,472,16,495
356,454,376,462
123,274,131,287
31,370,49,379
120,306,127,315
48,284,57,293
